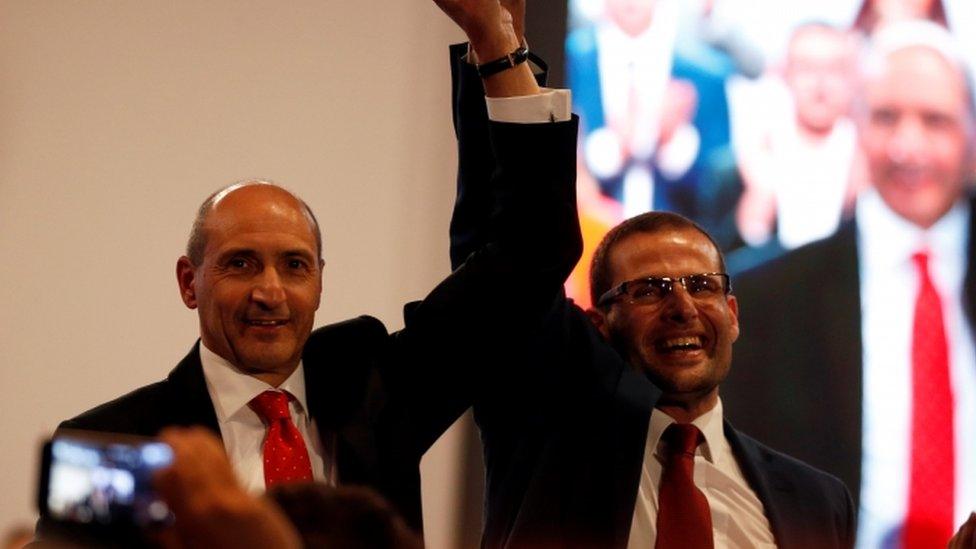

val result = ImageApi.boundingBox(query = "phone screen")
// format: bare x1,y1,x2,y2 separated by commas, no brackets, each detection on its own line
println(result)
41,432,174,528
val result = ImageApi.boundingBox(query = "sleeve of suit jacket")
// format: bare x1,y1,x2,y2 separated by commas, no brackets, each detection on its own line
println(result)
386,45,581,453
448,43,551,268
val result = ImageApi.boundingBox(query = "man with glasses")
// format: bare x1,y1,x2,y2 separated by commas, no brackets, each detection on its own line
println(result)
449,29,853,540
586,214,856,549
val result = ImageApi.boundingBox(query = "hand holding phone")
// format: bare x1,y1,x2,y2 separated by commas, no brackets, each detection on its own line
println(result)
38,430,174,529
38,427,301,548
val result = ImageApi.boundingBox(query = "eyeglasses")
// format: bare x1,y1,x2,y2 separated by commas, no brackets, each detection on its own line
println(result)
597,273,732,308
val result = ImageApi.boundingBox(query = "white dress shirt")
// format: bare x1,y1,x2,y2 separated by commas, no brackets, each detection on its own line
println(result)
856,188,976,548
767,118,856,250
199,343,332,494
627,399,776,548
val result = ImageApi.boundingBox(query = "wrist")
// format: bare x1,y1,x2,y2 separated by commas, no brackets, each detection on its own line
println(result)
469,27,519,62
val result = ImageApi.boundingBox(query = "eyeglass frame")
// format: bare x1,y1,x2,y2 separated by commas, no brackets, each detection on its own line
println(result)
596,272,733,308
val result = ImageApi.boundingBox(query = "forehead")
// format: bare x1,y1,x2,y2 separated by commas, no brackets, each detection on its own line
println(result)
864,46,968,114
875,0,935,14
203,186,318,256
789,27,849,61
608,227,722,283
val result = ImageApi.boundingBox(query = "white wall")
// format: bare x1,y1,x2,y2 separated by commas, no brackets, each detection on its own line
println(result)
0,2,471,547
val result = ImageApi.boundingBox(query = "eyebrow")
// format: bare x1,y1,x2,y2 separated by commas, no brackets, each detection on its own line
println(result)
216,248,316,260
282,249,317,260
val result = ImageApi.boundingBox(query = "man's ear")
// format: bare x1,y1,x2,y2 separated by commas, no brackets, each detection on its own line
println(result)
176,256,198,309
314,258,326,311
726,294,740,342
585,307,611,340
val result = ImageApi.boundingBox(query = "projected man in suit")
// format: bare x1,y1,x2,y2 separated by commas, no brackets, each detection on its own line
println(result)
566,0,735,219
726,21,976,548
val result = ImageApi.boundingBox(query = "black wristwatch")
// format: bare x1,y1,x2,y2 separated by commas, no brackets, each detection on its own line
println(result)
477,46,530,78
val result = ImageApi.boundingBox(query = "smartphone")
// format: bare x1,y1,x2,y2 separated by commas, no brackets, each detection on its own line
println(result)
37,429,174,530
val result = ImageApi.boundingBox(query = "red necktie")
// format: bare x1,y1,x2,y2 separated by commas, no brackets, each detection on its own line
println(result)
655,423,714,549
249,390,313,488
903,251,955,548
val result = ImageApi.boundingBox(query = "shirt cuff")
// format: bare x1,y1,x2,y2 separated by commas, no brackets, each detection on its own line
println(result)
486,89,572,123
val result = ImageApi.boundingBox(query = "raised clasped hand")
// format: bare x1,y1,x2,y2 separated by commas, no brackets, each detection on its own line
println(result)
432,0,522,60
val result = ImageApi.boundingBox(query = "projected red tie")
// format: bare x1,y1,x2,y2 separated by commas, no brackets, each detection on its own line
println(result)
250,390,313,488
655,423,713,549
903,252,955,548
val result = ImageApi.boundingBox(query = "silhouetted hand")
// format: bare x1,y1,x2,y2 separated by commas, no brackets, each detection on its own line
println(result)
949,513,976,549
153,427,302,549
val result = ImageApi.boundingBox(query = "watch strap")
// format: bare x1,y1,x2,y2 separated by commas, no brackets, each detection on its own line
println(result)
477,46,529,78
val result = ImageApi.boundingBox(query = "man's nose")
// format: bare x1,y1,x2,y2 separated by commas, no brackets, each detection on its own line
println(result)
887,117,927,164
661,283,698,322
251,268,287,308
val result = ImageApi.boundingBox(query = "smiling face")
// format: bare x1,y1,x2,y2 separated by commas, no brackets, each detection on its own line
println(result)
593,227,739,417
176,185,323,386
859,45,974,228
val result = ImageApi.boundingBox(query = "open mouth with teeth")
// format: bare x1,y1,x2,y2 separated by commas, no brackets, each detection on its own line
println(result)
655,335,705,354
245,319,288,327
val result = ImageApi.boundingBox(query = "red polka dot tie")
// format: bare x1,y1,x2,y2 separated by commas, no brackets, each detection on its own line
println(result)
655,423,714,549
903,251,955,548
249,390,313,488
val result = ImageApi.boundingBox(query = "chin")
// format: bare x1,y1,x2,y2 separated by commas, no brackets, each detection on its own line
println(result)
642,363,720,394
659,379,714,398
236,347,299,374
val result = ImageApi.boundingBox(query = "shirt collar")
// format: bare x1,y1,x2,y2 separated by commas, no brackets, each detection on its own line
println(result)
856,186,969,273
648,398,727,465
198,342,309,422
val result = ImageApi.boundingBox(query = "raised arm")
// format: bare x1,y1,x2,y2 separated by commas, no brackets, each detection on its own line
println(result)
448,0,551,268
385,0,581,452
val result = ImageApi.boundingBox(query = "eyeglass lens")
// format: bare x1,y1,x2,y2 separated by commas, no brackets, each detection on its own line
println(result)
627,274,726,303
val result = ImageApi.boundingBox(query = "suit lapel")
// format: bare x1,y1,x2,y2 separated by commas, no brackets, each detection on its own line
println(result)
302,321,382,486
165,342,221,436
813,222,864,502
724,422,796,547
609,352,662,545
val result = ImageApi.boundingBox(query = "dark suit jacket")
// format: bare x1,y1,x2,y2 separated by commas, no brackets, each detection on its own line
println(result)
449,44,854,549
45,68,582,545
725,200,976,507
57,317,427,529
